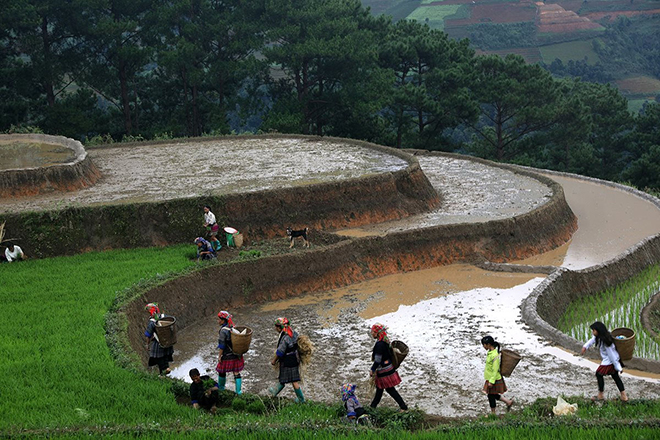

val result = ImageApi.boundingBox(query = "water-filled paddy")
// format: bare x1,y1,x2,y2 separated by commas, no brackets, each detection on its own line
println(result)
0,137,407,213
0,141,76,170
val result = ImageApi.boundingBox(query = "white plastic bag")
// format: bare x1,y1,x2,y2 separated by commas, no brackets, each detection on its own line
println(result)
552,396,578,416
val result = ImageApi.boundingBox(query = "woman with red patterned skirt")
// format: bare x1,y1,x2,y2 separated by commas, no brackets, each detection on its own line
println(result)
369,323,407,411
215,311,244,394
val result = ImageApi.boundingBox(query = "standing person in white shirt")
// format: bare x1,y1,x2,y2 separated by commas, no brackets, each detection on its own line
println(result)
203,205,219,238
4,243,26,263
580,321,628,402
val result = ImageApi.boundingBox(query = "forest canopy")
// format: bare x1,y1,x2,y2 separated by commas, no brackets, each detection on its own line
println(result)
1,0,659,190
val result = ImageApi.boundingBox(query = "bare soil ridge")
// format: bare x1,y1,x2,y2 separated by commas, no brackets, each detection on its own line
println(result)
0,134,100,198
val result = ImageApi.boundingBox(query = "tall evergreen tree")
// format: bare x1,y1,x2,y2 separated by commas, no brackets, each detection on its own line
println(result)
467,54,561,161
262,0,388,136
378,19,477,149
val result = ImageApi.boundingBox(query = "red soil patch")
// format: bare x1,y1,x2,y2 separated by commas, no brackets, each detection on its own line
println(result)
585,9,660,21
537,3,603,33
615,76,660,94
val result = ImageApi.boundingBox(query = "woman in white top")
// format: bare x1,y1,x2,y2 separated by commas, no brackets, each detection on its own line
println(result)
580,321,628,402
203,205,219,238
4,244,25,262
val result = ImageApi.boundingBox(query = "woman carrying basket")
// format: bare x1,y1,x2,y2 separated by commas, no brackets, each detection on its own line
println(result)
269,317,306,403
580,321,628,402
216,311,244,394
369,323,408,411
481,335,513,415
144,303,174,375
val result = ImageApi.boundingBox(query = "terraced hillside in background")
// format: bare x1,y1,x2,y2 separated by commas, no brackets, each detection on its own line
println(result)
362,0,660,109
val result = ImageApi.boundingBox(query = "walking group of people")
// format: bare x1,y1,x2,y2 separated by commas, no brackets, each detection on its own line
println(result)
144,301,628,417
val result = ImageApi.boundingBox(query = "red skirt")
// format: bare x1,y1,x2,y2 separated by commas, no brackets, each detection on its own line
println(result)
216,356,244,373
375,368,402,389
596,364,616,375
483,379,507,394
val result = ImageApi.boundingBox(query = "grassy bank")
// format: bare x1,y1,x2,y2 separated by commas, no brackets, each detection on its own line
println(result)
2,245,660,437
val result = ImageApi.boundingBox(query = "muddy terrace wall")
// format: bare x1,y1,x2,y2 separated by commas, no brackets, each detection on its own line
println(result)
522,175,660,373
0,135,439,258
125,165,576,366
0,134,100,198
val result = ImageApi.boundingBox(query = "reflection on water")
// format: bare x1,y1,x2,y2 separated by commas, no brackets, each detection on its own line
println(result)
0,141,76,170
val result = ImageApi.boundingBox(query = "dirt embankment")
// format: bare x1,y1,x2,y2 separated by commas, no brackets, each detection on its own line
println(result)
125,170,576,366
1,136,439,258
0,134,101,198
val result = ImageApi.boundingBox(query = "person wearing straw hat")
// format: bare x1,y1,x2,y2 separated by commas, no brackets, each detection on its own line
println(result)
269,317,305,403
144,303,174,375
580,321,628,402
216,311,244,394
368,323,408,411
481,335,513,415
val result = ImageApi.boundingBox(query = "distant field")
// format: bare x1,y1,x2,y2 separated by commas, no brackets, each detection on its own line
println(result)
447,2,536,25
407,4,462,29
477,47,543,64
615,76,660,95
627,98,652,114
584,9,660,21
539,39,600,65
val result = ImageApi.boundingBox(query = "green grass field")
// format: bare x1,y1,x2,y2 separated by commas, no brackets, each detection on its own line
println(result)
407,5,462,30
539,39,601,65
4,246,660,437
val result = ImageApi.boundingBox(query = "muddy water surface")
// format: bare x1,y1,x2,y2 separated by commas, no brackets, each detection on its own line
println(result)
172,167,660,416
0,141,76,170
0,138,407,214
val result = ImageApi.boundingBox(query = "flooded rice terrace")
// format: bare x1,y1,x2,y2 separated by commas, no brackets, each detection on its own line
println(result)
0,137,407,214
172,157,660,417
0,140,76,171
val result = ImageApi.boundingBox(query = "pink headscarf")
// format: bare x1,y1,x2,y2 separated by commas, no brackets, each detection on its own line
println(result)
275,317,293,337
370,323,390,344
145,303,160,318
217,310,234,327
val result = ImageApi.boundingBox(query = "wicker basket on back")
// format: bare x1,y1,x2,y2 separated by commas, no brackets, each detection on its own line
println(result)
154,316,177,348
611,327,635,361
390,340,409,369
500,349,522,377
231,326,253,355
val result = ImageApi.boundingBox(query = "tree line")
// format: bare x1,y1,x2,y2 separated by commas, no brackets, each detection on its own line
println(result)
1,0,658,190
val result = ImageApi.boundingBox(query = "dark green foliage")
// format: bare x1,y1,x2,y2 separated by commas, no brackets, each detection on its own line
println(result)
246,399,267,414
467,22,537,51
545,59,613,84
232,397,248,412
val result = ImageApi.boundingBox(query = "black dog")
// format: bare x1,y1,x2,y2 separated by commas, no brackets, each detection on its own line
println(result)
286,227,310,248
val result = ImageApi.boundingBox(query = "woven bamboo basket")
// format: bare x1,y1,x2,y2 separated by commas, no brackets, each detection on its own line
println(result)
234,233,244,248
391,340,409,369
611,327,635,361
231,326,252,355
500,349,522,377
154,316,177,348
